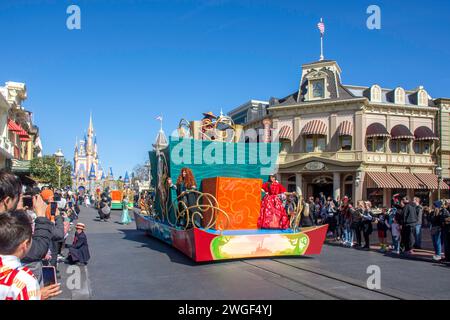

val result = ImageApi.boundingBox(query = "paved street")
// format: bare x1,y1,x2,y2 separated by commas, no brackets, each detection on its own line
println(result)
57,206,450,300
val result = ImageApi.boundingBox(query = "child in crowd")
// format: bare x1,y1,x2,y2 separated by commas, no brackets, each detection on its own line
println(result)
377,208,389,252
387,216,401,254
0,211,61,300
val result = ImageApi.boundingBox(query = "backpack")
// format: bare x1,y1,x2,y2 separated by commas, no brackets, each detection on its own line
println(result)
101,205,111,215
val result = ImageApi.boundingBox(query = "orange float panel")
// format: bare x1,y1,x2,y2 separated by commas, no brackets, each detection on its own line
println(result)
202,177,262,230
111,190,123,201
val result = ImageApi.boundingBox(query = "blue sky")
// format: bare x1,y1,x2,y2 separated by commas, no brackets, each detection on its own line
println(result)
1,0,449,176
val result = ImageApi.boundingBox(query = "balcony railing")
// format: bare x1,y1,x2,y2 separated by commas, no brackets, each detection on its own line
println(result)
364,152,435,166
280,151,361,164
279,150,436,166
10,159,31,173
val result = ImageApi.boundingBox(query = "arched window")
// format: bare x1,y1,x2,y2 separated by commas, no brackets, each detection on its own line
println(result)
394,87,405,105
390,124,414,153
301,120,327,153
370,85,382,102
414,126,438,154
418,89,428,106
366,123,390,153
280,139,291,153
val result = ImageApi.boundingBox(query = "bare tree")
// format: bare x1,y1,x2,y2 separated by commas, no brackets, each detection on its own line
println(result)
133,163,150,182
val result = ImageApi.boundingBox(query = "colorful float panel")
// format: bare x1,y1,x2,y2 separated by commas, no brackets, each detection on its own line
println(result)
134,212,328,262
201,177,262,230
110,190,123,210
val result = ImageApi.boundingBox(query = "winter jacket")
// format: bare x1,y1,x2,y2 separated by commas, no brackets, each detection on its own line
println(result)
22,217,53,263
21,216,53,283
403,203,418,226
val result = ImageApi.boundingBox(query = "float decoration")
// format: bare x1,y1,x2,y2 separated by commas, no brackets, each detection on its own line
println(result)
134,112,328,262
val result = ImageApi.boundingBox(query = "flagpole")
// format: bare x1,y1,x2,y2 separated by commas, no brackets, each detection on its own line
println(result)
320,34,324,61
320,18,324,61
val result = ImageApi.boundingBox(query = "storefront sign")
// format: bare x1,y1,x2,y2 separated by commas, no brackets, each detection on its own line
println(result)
305,161,325,171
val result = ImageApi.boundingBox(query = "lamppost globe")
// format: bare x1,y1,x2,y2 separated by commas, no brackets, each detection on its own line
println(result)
54,149,64,167
436,166,443,201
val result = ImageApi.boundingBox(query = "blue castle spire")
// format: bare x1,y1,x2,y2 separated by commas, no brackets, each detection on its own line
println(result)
89,163,96,180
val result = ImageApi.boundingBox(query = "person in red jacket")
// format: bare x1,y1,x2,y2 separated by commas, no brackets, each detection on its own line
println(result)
257,175,290,230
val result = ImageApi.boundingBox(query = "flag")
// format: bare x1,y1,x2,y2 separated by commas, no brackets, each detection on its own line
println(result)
155,115,163,121
317,18,325,35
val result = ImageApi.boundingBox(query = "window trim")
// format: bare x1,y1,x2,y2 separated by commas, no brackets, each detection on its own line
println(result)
304,135,327,152
366,136,386,153
414,140,432,155
390,139,410,154
340,135,352,151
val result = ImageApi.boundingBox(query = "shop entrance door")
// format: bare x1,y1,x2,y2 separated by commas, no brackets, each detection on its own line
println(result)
311,183,333,200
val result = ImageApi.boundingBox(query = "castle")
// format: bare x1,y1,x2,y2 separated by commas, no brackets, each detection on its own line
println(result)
73,115,104,190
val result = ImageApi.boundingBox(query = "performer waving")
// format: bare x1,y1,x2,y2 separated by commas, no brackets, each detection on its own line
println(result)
258,175,290,230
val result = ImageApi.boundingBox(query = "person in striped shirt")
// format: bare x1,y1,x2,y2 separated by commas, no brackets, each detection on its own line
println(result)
0,211,60,300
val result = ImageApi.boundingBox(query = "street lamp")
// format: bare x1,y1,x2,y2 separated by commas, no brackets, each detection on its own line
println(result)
145,160,151,186
436,166,442,201
54,149,64,189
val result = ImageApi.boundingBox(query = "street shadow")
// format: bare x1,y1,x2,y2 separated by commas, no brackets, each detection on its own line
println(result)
117,228,197,266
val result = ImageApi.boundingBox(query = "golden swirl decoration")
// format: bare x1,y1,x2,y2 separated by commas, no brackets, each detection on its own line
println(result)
289,195,303,232
200,115,235,142
156,152,169,223
166,190,231,234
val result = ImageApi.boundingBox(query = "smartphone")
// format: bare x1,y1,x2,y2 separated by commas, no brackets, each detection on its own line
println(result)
22,196,33,208
50,202,57,216
68,202,73,208
54,195,62,202
42,266,57,286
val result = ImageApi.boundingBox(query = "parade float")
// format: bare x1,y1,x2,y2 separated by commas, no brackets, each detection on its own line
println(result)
106,171,135,210
134,112,328,262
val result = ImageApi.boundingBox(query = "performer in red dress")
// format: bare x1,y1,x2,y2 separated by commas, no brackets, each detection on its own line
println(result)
257,175,290,229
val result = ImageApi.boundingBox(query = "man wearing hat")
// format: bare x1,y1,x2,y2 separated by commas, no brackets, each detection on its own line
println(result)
67,223,90,265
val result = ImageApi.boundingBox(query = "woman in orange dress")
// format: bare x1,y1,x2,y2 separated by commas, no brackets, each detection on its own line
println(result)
257,175,290,230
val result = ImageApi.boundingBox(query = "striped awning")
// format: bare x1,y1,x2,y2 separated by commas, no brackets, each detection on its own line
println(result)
366,172,402,189
414,126,439,141
391,125,414,140
278,125,293,141
414,173,449,190
301,120,327,136
366,123,390,138
337,120,353,136
391,172,426,189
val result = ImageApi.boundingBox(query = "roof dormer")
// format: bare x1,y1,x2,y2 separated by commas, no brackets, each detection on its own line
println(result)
417,87,428,106
394,87,405,105
370,85,382,103
299,60,342,102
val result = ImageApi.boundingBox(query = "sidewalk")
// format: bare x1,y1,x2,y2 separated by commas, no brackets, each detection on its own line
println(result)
325,237,448,264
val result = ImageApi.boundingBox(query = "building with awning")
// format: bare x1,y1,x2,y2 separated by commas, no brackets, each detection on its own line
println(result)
0,81,42,175
227,57,449,206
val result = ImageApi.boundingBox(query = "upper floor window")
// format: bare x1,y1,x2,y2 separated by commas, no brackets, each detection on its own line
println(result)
311,79,325,99
370,85,382,102
305,135,326,152
280,139,291,153
394,87,405,105
367,137,386,153
414,141,432,155
418,89,428,106
390,139,409,154
340,136,352,151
